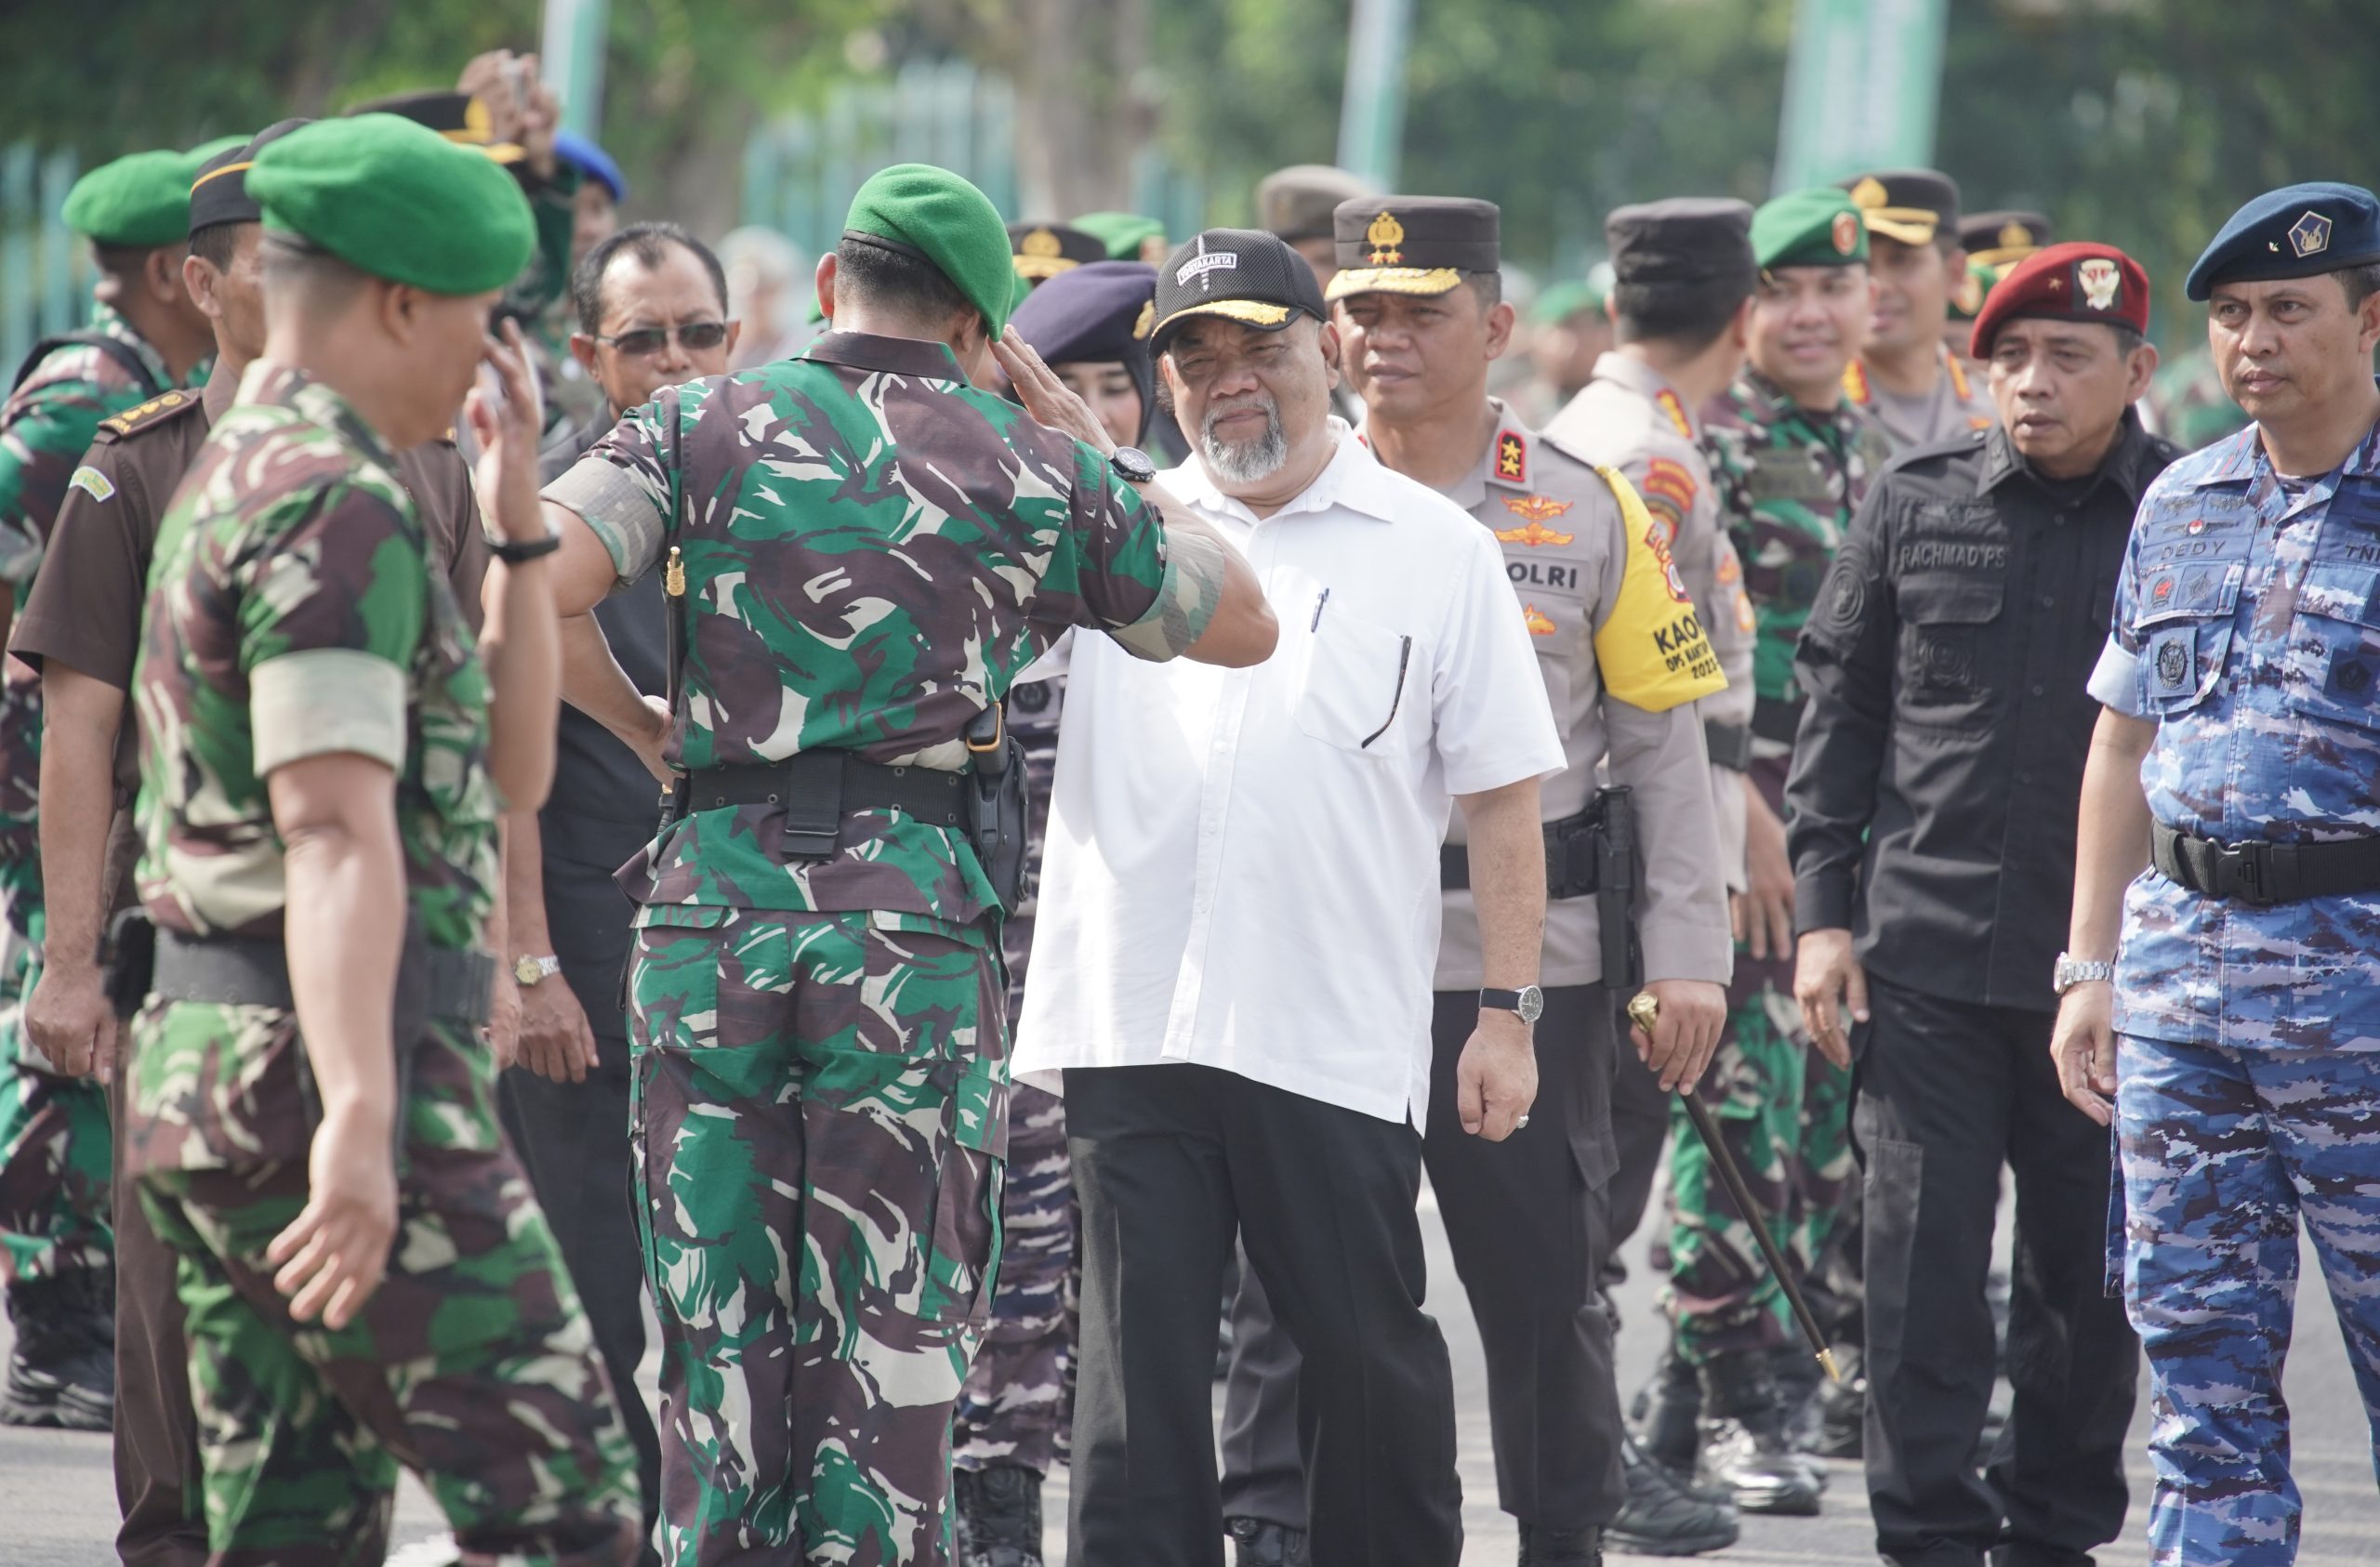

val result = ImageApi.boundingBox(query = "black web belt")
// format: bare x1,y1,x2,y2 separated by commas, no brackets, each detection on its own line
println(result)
678,750,968,858
2150,822,2380,907
1703,720,1754,772
152,928,496,1026
1442,810,1604,900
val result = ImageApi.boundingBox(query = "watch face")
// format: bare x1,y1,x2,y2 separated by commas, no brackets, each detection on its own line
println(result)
1518,985,1546,1023
514,955,542,986
1112,445,1157,484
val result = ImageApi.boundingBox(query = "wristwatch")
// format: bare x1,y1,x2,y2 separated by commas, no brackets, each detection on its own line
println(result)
1479,985,1546,1024
2052,953,2114,994
1110,446,1157,485
513,954,562,986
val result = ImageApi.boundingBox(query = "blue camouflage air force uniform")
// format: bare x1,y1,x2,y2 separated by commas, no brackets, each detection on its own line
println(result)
2089,410,2380,1566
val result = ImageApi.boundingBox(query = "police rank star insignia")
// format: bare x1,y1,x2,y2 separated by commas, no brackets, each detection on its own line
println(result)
1496,430,1527,482
2290,210,2334,259
1366,209,1406,266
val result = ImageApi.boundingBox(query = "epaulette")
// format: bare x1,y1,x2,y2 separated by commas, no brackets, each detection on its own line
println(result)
93,388,200,443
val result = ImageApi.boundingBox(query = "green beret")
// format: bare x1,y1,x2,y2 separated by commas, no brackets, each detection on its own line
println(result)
1753,188,1869,271
842,163,1016,339
247,113,535,296
1073,210,1166,261
63,149,207,249
1532,277,1604,326
1948,258,1996,323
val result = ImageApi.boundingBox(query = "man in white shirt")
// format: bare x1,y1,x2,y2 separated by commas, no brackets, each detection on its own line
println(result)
1012,230,1565,1567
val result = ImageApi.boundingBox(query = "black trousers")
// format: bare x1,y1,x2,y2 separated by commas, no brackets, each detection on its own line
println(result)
1856,975,2137,1567
1218,985,1627,1531
497,840,664,1566
1064,1062,1464,1567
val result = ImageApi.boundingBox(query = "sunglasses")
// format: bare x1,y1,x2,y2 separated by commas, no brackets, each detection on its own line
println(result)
594,321,733,357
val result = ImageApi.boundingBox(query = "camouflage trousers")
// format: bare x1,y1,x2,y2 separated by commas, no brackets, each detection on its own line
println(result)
0,906,114,1284
1665,756,1853,1364
628,905,1008,1567
951,1079,1074,1476
135,1022,641,1565
2117,1034,2380,1567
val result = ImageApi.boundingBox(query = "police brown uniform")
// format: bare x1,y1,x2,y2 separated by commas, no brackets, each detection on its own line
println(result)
1219,195,1737,1565
11,308,490,1567
1835,172,1999,451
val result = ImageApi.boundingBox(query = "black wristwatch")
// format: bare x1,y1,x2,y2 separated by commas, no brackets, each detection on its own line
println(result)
1479,985,1546,1024
486,526,562,564
1110,445,1157,485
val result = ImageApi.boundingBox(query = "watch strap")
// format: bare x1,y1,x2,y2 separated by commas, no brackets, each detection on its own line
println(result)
487,528,562,565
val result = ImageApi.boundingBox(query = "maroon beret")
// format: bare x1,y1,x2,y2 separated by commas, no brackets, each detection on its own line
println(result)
1970,241,2149,359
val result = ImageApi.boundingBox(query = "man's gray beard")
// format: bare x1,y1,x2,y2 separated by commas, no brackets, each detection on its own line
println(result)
1200,397,1289,485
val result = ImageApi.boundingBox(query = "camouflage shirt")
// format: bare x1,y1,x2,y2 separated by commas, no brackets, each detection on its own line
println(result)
133,362,499,955
1703,369,1891,709
2092,412,2380,1050
0,302,184,884
545,329,1212,925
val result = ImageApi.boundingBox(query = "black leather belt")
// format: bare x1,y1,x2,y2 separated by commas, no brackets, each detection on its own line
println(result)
2150,823,2380,907
678,750,968,857
1752,694,1804,747
152,928,496,1026
1703,719,1754,772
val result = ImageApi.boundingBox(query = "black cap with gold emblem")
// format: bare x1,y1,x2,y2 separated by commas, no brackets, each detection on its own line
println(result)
1007,221,1104,283
1962,210,2053,273
189,118,311,236
1149,228,1329,355
1836,169,1961,247
345,90,527,165
1324,196,1500,302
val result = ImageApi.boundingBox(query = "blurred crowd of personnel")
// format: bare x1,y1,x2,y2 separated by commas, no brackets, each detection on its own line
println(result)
3,36,2378,1567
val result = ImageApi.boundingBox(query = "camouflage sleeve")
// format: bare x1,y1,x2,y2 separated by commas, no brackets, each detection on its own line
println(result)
0,374,116,585
541,388,680,586
1063,449,1222,663
239,482,426,776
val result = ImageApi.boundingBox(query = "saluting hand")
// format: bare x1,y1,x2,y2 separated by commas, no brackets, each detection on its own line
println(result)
993,328,1119,458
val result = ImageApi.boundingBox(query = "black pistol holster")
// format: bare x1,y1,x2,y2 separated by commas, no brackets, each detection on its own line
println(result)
1438,784,1642,988
963,702,1029,913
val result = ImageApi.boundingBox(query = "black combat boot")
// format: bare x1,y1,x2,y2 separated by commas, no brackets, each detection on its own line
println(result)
0,1271,113,1430
1811,1340,1866,1458
1226,1516,1311,1567
1516,1521,1603,1566
953,1463,1043,1567
1604,1437,1740,1556
1770,1342,1824,1452
1698,1350,1821,1516
1633,1346,1704,1481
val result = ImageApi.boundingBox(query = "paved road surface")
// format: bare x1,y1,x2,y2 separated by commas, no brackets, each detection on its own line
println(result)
5,1178,2375,1564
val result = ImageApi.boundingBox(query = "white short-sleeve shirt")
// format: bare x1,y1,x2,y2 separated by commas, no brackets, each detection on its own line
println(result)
1012,425,1566,1126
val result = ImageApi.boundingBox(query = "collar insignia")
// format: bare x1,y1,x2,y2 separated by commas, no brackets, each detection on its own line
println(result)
1495,429,1527,483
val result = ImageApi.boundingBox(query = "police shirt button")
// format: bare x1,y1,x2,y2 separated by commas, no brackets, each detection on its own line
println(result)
2039,595,2056,609
2030,683,2045,696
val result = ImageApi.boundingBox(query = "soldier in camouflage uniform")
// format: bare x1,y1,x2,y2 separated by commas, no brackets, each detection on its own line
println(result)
1688,188,1887,1455
126,115,640,1562
2057,185,2380,1567
0,142,219,1429
540,164,1267,1565
952,258,1161,1567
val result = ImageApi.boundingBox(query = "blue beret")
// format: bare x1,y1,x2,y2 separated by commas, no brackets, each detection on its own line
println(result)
1009,260,1157,366
554,129,626,204
2186,182,2380,301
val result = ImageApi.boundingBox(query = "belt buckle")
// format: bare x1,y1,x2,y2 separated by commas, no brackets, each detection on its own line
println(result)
2213,838,2278,907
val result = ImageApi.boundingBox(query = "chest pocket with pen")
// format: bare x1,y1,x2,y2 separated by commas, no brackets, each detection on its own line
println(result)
1293,589,1416,757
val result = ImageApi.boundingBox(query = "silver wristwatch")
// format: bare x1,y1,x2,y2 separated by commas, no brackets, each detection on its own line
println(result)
2052,953,2114,994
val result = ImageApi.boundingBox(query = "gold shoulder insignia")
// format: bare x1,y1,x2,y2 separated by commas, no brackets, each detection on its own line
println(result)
95,388,194,441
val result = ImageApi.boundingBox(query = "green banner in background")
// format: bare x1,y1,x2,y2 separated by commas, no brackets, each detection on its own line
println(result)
1773,0,1950,194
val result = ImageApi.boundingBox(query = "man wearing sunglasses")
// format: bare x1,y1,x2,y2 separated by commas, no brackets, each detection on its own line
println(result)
496,219,739,1563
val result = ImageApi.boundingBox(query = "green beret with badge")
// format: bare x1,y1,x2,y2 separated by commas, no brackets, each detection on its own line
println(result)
842,162,1018,337
1752,187,1869,271
1071,210,1167,263
1325,195,1500,302
247,113,536,296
